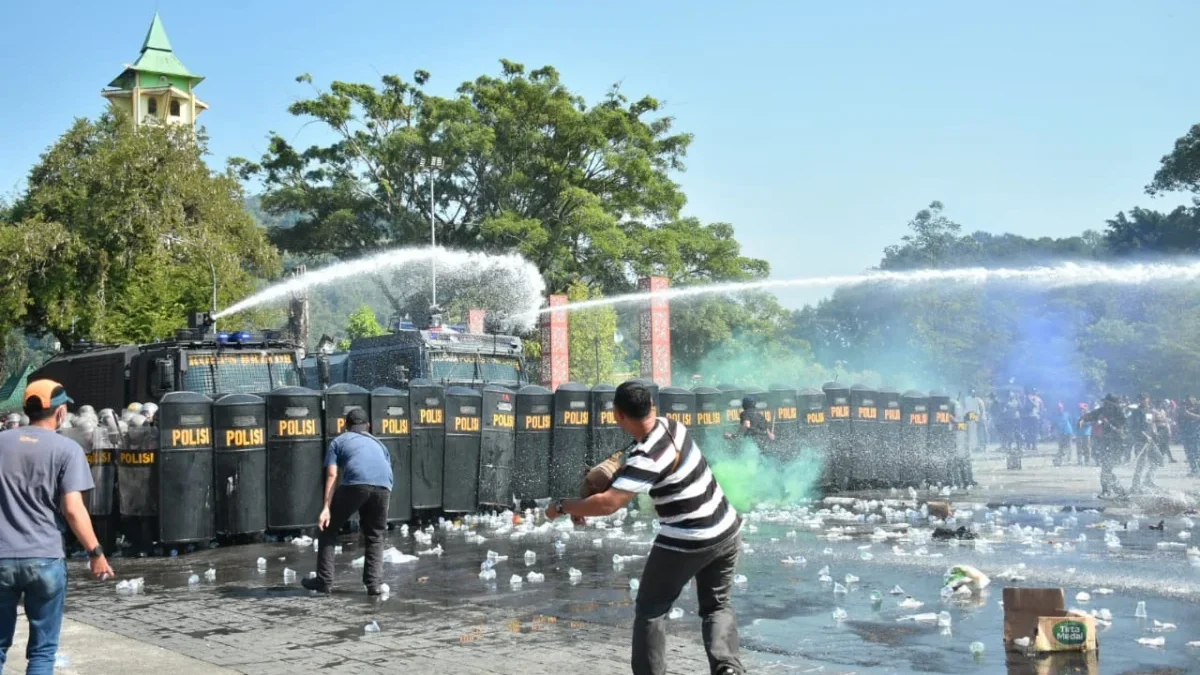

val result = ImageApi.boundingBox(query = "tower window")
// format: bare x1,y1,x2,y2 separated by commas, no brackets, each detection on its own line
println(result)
170,100,181,117
147,98,158,116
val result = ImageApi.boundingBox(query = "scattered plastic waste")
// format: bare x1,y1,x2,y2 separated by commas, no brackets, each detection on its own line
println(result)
898,596,924,610
781,556,806,565
256,557,267,572
898,613,938,623
282,568,296,583
378,583,390,596
1098,608,1113,621
417,545,443,557
381,547,419,564
860,551,874,561
822,547,833,555
479,568,496,581
568,567,583,581
944,565,990,592
115,578,144,596
832,607,848,621
525,550,537,564
527,571,545,583
364,621,380,634
890,585,906,595
1093,588,1113,595
187,574,200,586
1152,620,1177,632
833,582,848,594
1138,636,1165,647
733,574,748,585
204,568,216,582
818,574,833,583
1014,637,1031,648
844,574,859,584
870,590,883,603
334,545,343,555
510,574,523,587
669,607,684,620
1076,592,1091,603
970,641,985,656
629,578,641,592
937,611,951,627
292,535,313,547
554,540,566,555
1136,601,1148,618
818,565,830,576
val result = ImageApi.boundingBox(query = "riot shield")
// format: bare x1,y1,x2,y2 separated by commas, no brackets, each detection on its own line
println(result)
87,426,118,547
849,384,881,488
797,388,829,484
928,390,955,486
157,392,214,544
265,386,324,530
443,386,482,513
717,384,746,441
409,379,445,510
550,383,590,499
692,386,726,454
589,384,624,466
213,393,267,537
514,385,553,501
899,390,930,487
822,382,853,491
478,385,516,510
117,424,159,518
953,397,973,486
371,387,411,523
878,389,903,487
324,383,371,439
659,387,696,428
766,385,800,460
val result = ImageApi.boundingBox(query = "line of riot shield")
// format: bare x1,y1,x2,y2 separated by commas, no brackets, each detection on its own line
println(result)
589,384,623,467
409,379,445,510
324,383,371,439
371,387,411,523
514,385,553,501
928,390,955,486
849,384,881,488
717,383,745,455
443,386,482,513
899,390,930,487
767,385,800,461
878,389,903,486
822,382,853,491
659,387,696,429
953,396,973,486
550,383,590,499
157,392,215,544
265,386,324,530
213,393,267,538
691,386,726,455
797,388,829,481
85,423,118,548
478,385,515,510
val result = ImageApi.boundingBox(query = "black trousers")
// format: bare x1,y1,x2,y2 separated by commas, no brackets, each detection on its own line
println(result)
632,533,743,675
317,484,390,589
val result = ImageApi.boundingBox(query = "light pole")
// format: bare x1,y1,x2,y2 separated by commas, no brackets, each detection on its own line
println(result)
163,234,218,334
420,156,444,309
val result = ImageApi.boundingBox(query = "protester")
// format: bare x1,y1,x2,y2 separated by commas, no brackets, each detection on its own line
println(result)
1054,402,1074,466
1080,394,1128,499
303,408,392,595
546,381,744,675
1075,403,1093,466
0,379,114,674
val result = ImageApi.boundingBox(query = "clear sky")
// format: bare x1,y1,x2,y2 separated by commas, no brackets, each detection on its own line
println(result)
2,1,1197,307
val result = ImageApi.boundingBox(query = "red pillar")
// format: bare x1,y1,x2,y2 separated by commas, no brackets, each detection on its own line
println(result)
638,276,671,387
467,309,485,335
541,294,569,391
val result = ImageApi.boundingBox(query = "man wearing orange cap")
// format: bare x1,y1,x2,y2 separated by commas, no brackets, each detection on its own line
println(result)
0,379,114,674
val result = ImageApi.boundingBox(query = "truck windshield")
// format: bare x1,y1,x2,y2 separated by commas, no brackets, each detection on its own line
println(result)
182,352,301,396
430,354,522,384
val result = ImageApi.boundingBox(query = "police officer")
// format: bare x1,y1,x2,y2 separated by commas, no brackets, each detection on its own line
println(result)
725,396,774,448
1080,394,1128,499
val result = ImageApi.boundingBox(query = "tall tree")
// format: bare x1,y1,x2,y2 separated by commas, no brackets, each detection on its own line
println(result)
565,281,624,385
1147,123,1200,194
2,112,280,344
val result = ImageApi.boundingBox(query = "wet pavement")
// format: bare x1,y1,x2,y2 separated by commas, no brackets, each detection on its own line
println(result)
53,448,1200,674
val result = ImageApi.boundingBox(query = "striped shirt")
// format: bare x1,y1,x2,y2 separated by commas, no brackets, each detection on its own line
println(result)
611,417,740,551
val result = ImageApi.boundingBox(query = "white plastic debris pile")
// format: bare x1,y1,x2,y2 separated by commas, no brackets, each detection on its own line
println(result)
510,574,523,587
1138,636,1165,648
417,545,443,557
568,567,583,581
115,578,145,596
526,571,545,583
898,596,923,610
291,535,314,547
204,568,216,582
187,574,200,586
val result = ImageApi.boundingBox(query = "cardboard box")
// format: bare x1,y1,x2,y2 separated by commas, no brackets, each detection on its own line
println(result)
1003,588,1099,653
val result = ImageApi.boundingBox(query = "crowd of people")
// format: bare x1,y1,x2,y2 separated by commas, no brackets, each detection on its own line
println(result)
984,388,1199,497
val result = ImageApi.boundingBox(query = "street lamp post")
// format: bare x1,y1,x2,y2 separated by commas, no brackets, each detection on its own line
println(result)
420,156,444,309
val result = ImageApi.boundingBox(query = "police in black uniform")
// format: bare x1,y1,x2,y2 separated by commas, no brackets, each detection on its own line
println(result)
726,396,774,449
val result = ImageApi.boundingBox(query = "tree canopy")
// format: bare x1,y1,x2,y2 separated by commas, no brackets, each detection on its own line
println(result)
2,113,280,345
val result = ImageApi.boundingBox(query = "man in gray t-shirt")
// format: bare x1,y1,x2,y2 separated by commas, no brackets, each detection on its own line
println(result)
0,379,114,674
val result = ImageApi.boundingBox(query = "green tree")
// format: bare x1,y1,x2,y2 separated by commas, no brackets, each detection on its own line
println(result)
565,281,624,385
1147,123,1200,194
337,304,387,350
880,201,981,270
3,112,281,344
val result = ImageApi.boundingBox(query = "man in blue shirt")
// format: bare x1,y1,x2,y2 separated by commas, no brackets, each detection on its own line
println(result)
302,408,393,595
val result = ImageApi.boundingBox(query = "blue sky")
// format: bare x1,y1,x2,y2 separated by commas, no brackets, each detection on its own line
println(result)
2,1,1197,307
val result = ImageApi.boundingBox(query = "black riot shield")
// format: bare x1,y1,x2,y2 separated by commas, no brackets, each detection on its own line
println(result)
443,386,482,513
822,382,853,491
953,397,973,486
265,386,324,530
117,424,159,518
324,383,371,439
212,394,267,537
849,384,880,488
766,385,800,460
797,388,829,464
878,389,903,488
589,384,624,466
899,390,930,487
479,386,515,510
928,390,955,486
157,392,214,544
692,386,726,454
659,387,696,428
409,379,445,510
87,425,119,547
514,385,553,501
372,387,411,523
717,383,745,439
550,383,591,499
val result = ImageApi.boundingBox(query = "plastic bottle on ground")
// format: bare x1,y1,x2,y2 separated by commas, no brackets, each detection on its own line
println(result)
832,607,847,622
629,578,640,592
1135,601,1148,618
364,621,380,633
187,574,200,586
970,641,985,657
669,607,684,620
733,574,748,585
256,557,267,572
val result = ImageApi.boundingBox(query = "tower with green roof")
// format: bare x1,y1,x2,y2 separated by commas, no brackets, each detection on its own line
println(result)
102,12,207,129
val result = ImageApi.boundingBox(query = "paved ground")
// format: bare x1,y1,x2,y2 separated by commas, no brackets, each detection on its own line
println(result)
5,443,1197,675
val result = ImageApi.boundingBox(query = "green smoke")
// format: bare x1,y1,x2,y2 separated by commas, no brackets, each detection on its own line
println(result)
707,437,825,512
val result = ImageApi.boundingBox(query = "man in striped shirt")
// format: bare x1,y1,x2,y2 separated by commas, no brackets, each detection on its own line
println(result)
545,381,744,675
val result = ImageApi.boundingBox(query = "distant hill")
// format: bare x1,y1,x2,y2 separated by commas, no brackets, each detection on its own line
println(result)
244,195,301,230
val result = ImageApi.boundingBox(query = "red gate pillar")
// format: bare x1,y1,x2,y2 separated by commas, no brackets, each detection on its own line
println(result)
540,294,569,391
638,276,671,387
